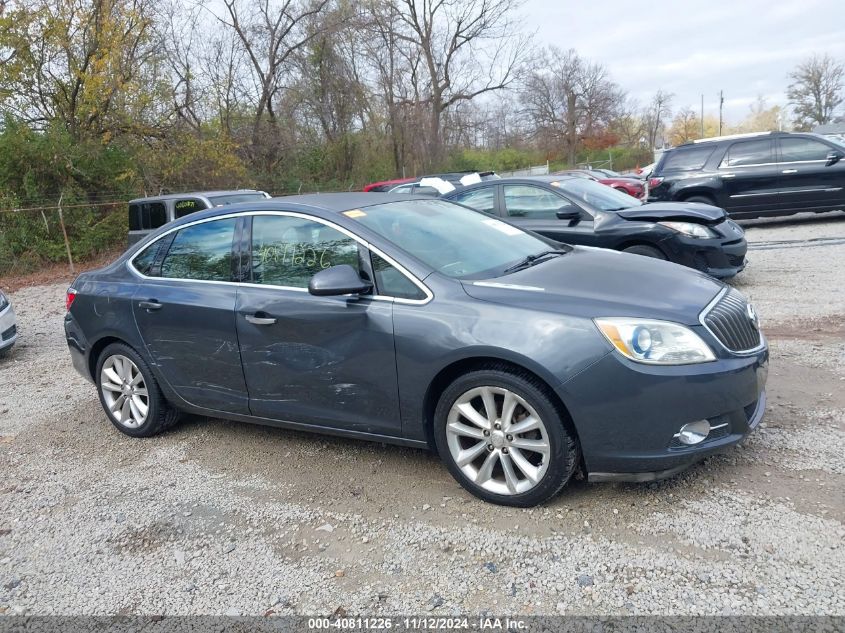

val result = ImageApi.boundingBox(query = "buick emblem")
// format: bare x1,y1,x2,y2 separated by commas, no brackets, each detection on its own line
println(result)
746,303,759,329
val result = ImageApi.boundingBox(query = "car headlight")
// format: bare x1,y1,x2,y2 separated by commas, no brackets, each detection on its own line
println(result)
594,318,715,365
658,221,718,239
0,291,8,311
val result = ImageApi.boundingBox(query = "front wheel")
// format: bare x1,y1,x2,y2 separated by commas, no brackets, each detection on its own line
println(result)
433,367,579,506
622,244,667,259
95,342,181,437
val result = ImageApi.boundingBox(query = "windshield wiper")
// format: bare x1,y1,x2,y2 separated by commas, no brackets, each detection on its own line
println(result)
503,249,569,274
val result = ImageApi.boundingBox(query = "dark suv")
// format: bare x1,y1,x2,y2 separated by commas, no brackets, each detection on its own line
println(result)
648,132,845,218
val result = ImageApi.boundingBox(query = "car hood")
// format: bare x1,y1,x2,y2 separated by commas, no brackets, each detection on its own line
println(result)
461,246,723,325
616,201,725,224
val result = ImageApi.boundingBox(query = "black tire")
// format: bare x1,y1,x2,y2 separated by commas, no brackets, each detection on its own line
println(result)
684,195,715,206
622,244,667,259
95,342,181,437
433,365,579,507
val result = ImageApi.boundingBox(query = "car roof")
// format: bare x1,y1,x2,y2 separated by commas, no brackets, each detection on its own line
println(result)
128,190,266,204
447,175,578,190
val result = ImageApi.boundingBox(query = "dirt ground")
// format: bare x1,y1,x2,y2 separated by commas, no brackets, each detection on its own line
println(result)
0,211,843,616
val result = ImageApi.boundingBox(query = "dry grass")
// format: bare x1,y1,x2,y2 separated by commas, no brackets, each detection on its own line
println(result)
0,247,124,293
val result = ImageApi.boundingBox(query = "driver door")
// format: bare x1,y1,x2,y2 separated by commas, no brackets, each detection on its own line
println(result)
501,184,596,245
234,214,402,436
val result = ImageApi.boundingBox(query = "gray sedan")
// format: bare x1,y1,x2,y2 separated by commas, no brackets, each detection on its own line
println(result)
64,194,768,506
0,289,17,357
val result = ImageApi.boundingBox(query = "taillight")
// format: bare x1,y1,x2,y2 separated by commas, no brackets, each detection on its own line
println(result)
66,288,77,312
648,177,664,189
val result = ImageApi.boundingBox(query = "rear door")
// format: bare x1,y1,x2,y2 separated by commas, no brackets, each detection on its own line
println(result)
234,213,403,436
131,217,249,415
717,139,781,213
500,184,597,245
776,136,845,211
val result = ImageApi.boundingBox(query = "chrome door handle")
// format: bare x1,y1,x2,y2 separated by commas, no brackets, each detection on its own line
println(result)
245,313,276,325
782,169,798,174
721,173,736,178
138,300,162,311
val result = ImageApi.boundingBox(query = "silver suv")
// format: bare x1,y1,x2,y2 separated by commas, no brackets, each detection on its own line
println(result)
128,190,270,245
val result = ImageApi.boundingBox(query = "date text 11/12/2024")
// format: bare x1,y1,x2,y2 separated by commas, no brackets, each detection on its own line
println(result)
307,616,529,630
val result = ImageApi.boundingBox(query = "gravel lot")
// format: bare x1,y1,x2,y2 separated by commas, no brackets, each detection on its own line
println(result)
1,212,843,616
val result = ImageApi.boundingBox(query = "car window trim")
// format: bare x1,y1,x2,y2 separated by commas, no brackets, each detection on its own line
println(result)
126,210,433,306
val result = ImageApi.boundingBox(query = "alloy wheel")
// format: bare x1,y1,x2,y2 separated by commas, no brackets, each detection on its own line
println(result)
445,386,550,495
100,354,149,429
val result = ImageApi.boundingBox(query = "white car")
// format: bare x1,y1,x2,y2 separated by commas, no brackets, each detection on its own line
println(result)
0,290,17,357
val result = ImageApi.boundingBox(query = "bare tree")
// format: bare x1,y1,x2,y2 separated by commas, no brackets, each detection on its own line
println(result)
787,54,844,130
520,48,623,165
643,90,673,150
370,0,531,168
210,0,332,161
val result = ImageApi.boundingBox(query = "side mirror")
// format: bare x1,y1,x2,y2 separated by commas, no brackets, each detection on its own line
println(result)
556,207,581,221
825,150,844,167
308,265,373,297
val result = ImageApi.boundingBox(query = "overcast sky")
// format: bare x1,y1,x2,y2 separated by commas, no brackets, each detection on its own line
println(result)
521,0,845,123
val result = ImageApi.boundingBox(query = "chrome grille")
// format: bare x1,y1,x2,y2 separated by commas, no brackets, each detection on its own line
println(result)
702,289,761,353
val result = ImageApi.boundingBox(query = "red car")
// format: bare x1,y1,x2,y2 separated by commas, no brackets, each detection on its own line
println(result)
554,169,645,199
362,177,415,192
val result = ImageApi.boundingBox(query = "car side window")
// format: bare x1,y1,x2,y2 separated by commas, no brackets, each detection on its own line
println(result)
132,242,160,276
661,146,714,171
503,185,566,220
159,218,237,281
720,139,775,167
251,215,360,288
451,187,497,214
174,198,208,219
779,138,832,162
370,252,425,301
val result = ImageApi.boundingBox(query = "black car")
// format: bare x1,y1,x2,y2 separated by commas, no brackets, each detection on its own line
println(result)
648,131,845,218
442,176,747,278
64,194,767,506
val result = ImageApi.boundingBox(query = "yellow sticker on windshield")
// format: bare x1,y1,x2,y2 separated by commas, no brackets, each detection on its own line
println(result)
343,209,367,218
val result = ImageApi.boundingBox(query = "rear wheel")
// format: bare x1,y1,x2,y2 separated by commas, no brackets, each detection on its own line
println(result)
96,342,180,437
622,244,667,259
433,367,579,506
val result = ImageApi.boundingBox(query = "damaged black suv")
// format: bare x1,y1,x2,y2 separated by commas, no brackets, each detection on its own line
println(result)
442,175,747,279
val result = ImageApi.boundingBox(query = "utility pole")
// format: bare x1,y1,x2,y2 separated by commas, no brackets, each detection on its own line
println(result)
718,90,724,136
701,94,705,138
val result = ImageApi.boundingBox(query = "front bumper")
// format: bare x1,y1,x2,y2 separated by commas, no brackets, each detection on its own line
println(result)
0,303,17,352
661,233,747,278
558,345,768,481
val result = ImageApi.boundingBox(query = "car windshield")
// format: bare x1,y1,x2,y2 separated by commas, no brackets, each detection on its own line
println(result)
349,199,555,279
555,178,641,211
207,192,267,206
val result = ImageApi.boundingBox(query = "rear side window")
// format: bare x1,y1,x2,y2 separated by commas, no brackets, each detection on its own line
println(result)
720,139,775,167
174,198,207,219
129,204,141,231
452,187,497,214
779,137,832,162
129,202,167,231
131,242,160,276
371,252,425,300
159,219,237,281
660,146,715,171
250,215,360,288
